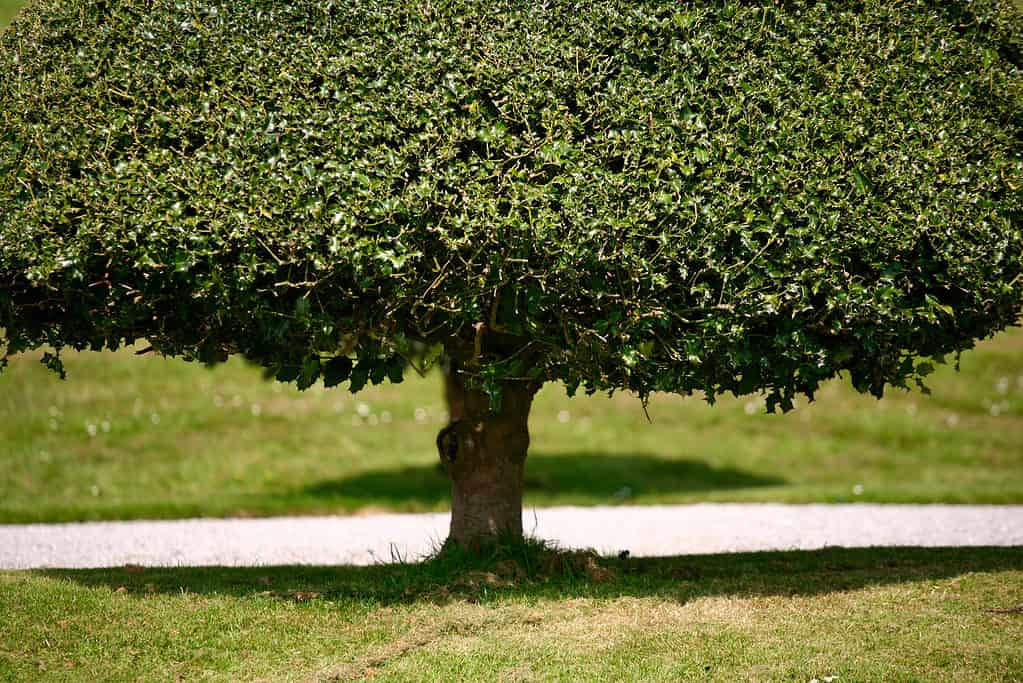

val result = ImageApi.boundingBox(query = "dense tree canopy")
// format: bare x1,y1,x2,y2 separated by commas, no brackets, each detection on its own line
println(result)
2,0,1022,410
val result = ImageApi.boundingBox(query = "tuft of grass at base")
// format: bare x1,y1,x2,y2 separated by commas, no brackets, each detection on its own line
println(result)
2,327,1023,522
2,546,1021,681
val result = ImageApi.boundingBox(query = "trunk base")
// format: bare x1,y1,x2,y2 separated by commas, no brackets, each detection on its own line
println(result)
438,367,537,549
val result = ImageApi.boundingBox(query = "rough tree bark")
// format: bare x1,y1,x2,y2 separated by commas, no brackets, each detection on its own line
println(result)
437,362,538,548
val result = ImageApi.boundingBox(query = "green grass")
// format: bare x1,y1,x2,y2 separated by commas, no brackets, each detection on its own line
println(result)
2,327,1022,522
2,545,1021,681
0,0,21,27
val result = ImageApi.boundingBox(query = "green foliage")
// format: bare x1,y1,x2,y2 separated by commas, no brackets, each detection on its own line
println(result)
1,0,1022,410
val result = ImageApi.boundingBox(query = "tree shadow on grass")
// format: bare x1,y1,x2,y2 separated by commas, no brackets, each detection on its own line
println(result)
0,453,784,523
298,452,785,509
37,546,1023,607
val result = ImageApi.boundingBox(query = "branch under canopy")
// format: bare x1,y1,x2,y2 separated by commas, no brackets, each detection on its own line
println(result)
2,0,1022,409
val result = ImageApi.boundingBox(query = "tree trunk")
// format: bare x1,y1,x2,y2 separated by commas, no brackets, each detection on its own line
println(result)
437,366,537,548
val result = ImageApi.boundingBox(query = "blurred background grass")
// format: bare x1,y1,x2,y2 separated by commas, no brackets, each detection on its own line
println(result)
2,328,1021,522
0,0,20,27
2,0,1022,522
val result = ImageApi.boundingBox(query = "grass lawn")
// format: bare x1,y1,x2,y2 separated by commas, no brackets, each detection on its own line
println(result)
2,545,1021,681
0,0,20,27
1,327,1022,522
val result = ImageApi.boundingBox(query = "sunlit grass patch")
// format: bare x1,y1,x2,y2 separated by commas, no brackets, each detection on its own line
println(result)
0,0,19,27
2,546,1021,681
2,328,1023,522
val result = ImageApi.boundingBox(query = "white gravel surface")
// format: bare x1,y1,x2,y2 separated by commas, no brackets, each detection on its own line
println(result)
2,503,1021,569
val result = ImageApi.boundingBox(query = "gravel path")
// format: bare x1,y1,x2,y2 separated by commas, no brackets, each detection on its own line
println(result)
2,503,1022,569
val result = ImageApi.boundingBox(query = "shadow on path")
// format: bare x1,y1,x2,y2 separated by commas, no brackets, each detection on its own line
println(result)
37,546,1023,606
